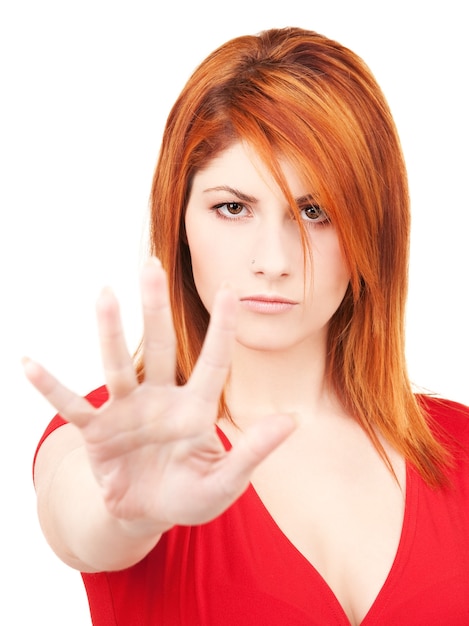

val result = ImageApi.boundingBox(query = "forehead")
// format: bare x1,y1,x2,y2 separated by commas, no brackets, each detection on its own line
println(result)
191,141,308,198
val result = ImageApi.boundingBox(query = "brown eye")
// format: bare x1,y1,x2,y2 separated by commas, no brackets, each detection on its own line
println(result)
225,202,244,215
213,202,249,219
302,205,329,223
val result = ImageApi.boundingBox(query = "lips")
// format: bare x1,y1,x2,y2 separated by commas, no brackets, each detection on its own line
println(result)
240,294,296,303
239,294,298,314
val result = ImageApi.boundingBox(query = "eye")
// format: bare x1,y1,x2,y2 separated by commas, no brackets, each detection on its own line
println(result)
300,204,329,224
213,202,250,219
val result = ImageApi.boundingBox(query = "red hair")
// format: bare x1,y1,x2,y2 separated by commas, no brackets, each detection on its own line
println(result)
137,27,450,486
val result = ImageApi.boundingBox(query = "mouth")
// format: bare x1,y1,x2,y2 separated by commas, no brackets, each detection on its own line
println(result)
239,294,298,314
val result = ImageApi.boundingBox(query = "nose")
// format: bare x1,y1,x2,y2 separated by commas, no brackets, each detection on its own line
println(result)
250,220,296,279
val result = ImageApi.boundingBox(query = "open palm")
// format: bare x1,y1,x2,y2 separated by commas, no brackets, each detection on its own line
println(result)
25,258,295,532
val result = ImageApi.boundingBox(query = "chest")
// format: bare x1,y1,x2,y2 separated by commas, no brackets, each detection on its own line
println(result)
95,458,469,626
221,417,407,625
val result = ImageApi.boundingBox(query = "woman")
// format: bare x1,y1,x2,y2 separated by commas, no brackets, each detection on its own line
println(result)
25,27,469,625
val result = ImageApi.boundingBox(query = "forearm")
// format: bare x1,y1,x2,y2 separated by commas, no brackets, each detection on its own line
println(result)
36,436,168,573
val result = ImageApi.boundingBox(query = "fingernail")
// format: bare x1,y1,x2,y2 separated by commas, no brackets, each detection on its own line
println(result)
99,286,114,297
21,356,38,376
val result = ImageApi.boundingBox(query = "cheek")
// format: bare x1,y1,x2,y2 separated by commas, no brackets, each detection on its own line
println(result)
332,246,352,287
185,220,234,313
330,253,351,297
311,234,351,297
187,239,214,310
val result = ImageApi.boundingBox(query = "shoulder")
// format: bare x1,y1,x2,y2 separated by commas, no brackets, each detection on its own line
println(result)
417,394,469,449
417,394,469,426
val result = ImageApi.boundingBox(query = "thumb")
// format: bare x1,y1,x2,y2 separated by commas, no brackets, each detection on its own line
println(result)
220,413,297,490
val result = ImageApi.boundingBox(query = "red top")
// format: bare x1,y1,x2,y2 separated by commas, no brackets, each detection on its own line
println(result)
35,388,469,625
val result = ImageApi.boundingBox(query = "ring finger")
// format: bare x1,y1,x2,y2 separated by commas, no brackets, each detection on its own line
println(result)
96,286,138,398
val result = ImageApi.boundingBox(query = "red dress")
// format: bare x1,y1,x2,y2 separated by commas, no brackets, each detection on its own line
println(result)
34,388,469,625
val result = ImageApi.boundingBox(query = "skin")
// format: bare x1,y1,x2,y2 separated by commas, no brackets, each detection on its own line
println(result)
26,269,296,572
185,141,351,357
26,141,405,626
186,144,406,626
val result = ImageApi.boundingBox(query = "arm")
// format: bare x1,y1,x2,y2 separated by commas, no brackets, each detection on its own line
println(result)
26,258,296,573
33,424,166,573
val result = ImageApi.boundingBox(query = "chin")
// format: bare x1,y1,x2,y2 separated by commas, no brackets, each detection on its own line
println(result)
235,332,315,354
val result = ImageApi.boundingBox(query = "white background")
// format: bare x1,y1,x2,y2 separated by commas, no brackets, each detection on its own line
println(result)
1,0,467,623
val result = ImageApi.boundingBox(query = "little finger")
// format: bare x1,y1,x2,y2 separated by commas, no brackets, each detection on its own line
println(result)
23,357,95,428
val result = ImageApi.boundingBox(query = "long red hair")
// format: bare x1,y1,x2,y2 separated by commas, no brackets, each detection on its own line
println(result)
137,27,450,486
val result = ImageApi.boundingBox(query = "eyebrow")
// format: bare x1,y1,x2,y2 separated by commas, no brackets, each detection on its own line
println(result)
203,186,258,204
203,186,319,207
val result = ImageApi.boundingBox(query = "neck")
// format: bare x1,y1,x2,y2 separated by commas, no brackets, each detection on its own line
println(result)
226,336,336,427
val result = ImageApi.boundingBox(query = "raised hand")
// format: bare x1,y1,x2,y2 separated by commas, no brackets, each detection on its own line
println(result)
25,258,296,536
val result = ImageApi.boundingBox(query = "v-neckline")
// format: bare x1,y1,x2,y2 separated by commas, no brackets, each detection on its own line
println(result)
216,425,419,625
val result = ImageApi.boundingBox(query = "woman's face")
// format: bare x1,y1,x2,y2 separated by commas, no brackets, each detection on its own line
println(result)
184,141,350,353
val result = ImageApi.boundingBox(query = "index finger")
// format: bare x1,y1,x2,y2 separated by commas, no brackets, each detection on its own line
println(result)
187,284,237,406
